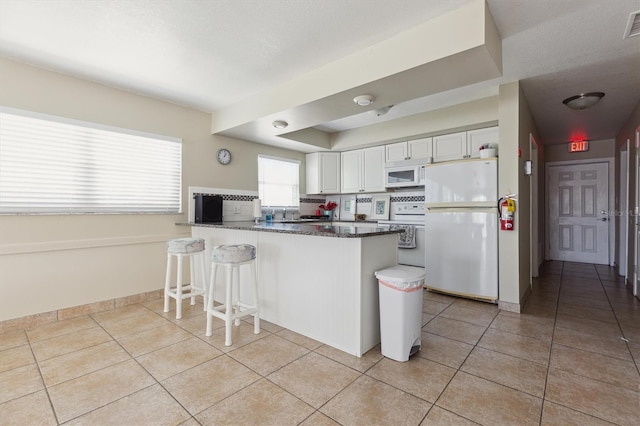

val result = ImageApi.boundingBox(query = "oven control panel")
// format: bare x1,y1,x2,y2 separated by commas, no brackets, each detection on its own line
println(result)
388,202,425,223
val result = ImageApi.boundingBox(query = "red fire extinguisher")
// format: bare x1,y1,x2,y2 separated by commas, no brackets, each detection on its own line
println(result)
499,196,516,231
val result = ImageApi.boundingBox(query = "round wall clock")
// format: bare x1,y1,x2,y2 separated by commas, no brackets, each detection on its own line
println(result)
216,148,231,165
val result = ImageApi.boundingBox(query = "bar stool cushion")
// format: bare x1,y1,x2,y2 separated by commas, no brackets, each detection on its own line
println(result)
167,238,205,254
212,244,256,263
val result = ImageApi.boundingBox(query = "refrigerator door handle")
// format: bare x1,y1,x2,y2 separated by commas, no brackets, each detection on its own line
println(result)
426,207,499,214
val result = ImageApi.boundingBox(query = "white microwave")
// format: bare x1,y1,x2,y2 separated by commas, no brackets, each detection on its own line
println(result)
385,164,425,188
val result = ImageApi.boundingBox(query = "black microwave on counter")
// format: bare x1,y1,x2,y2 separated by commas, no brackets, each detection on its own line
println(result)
194,194,223,223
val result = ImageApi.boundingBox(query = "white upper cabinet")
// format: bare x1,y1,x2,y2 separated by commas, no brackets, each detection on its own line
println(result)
408,137,432,160
432,127,499,162
385,142,408,163
340,150,362,194
362,146,386,192
467,127,499,159
306,152,340,194
432,131,467,162
385,138,432,163
341,146,386,193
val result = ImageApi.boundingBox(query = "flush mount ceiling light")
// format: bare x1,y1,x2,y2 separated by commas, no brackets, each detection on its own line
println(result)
353,95,375,106
562,92,605,110
272,120,288,129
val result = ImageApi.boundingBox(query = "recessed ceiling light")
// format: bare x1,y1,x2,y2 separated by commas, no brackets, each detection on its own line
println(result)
562,92,605,110
353,95,375,106
272,120,288,129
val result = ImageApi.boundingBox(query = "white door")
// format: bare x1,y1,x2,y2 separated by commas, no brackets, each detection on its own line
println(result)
548,162,609,264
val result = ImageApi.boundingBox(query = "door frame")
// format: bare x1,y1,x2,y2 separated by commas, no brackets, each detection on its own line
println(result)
618,140,630,280
634,126,640,297
530,134,540,278
545,158,615,264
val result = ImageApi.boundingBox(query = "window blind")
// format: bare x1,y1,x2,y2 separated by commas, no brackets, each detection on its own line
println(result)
258,155,300,208
0,107,182,214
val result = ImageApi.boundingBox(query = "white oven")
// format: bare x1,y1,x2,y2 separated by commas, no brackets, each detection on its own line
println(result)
377,202,425,269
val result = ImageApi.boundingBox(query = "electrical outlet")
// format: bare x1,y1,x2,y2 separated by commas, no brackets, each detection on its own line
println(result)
233,206,241,214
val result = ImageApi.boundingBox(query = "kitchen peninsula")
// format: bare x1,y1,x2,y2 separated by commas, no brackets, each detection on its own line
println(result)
178,221,401,357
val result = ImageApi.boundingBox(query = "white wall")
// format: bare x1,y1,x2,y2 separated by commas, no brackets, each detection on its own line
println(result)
615,100,640,285
331,96,499,150
0,58,304,321
497,81,539,308
545,138,616,162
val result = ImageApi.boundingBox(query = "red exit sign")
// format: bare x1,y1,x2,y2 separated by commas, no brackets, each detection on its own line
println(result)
568,140,589,152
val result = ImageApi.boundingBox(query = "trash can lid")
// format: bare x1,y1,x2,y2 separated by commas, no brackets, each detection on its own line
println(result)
375,265,426,282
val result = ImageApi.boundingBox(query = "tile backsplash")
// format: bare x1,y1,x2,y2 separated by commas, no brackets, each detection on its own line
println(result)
188,186,424,222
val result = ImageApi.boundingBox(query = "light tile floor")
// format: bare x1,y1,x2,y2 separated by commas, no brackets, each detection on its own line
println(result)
1,261,639,425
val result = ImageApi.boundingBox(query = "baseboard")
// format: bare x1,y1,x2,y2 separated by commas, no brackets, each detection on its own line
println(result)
0,290,162,334
498,299,522,313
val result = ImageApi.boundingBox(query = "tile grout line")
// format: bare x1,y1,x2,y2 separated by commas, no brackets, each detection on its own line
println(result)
538,260,564,426
24,330,61,425
543,262,634,425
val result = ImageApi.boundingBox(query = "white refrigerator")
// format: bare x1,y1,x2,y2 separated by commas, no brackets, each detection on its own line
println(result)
424,158,498,301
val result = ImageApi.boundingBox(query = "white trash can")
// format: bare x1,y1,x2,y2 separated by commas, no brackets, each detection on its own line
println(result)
375,265,425,362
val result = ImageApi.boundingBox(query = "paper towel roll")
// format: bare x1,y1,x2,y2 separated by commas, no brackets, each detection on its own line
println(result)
253,198,262,218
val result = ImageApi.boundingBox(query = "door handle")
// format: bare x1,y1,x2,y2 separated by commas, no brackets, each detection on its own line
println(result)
597,217,609,221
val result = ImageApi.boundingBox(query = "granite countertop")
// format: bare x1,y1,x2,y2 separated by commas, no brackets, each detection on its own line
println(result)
176,221,403,238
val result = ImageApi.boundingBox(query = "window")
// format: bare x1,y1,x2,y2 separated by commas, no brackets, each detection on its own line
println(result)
258,155,299,208
0,106,182,214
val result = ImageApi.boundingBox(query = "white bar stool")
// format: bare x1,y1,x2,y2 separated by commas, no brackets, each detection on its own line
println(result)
206,244,260,346
164,237,207,320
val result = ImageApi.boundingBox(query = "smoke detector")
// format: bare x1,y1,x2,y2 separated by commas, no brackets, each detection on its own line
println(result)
353,95,374,106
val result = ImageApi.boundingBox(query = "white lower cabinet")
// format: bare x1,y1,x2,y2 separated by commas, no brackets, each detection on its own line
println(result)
192,226,398,357
341,146,385,193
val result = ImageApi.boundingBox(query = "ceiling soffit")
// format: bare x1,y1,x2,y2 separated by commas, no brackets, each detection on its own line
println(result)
212,0,502,151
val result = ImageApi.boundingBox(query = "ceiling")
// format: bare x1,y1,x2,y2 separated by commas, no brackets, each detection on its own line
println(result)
1,0,639,152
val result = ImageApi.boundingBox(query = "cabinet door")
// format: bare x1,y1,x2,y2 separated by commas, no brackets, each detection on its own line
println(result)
319,153,341,194
362,146,386,192
432,132,467,162
341,150,362,193
467,127,499,159
385,142,408,163
305,153,320,194
408,137,432,160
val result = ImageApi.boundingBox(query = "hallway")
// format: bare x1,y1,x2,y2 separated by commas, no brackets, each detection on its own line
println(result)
1,261,639,425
